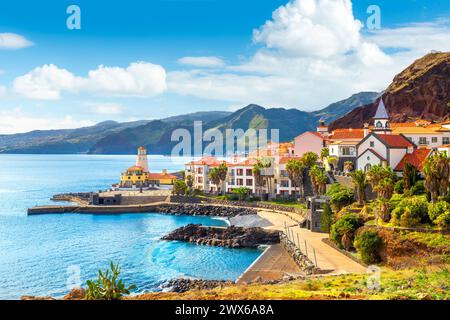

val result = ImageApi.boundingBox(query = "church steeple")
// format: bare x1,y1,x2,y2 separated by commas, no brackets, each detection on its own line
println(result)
373,98,391,134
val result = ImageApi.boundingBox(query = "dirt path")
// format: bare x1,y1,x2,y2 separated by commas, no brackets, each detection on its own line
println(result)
258,210,367,275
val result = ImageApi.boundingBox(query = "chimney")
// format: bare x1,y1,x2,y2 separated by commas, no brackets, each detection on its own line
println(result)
317,119,329,136
162,169,167,174
364,123,369,137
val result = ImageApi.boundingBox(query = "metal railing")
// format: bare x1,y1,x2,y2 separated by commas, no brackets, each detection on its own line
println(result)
283,221,318,268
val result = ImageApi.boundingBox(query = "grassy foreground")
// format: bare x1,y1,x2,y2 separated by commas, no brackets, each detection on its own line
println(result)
131,267,449,300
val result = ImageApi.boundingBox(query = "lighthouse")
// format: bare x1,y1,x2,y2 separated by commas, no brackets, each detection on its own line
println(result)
135,146,149,172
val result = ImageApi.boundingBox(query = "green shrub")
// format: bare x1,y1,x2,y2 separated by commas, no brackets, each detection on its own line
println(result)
326,183,354,212
411,180,425,195
390,196,429,227
86,262,136,300
354,230,382,264
394,180,404,194
320,203,333,233
428,201,450,221
330,213,363,248
435,211,450,230
428,201,450,229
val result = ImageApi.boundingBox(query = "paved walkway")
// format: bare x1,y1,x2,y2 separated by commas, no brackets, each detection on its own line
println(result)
258,210,367,275
236,244,303,284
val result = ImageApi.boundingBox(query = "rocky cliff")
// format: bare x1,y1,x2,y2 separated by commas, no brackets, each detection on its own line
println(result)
330,52,450,130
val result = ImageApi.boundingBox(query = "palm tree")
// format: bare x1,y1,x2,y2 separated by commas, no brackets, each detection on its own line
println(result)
286,159,305,198
367,165,396,223
309,165,327,195
216,163,228,195
315,170,328,195
423,153,450,203
320,148,329,162
302,152,319,168
253,163,265,198
185,175,194,194
402,162,418,191
344,161,354,173
350,170,366,206
208,168,221,194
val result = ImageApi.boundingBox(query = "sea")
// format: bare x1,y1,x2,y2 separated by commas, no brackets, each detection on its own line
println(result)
0,154,262,299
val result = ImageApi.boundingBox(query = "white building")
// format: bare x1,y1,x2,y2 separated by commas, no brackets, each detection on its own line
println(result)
356,99,417,172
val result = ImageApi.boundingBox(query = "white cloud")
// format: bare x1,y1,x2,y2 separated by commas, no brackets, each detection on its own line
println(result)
253,0,362,58
0,85,6,97
0,33,33,50
167,0,450,110
87,102,125,115
0,108,95,134
178,56,225,68
13,64,79,100
84,62,167,97
13,62,167,100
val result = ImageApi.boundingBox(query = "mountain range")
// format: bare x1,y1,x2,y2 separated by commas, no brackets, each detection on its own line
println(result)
0,92,378,155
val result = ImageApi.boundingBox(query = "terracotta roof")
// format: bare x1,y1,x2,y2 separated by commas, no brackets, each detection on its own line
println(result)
395,149,432,171
229,158,258,167
148,173,177,180
186,156,229,167
295,131,324,140
127,165,145,171
376,134,414,148
330,128,365,140
279,156,302,164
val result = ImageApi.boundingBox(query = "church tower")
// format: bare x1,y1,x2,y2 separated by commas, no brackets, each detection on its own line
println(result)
373,98,391,134
136,146,149,172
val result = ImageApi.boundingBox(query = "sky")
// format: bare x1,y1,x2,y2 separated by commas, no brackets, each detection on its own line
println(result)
0,0,449,133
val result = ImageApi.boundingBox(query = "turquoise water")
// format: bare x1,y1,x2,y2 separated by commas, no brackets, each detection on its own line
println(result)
0,155,262,299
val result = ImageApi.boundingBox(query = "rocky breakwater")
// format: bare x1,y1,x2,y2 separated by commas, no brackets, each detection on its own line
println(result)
162,279,234,293
162,224,280,248
156,203,257,217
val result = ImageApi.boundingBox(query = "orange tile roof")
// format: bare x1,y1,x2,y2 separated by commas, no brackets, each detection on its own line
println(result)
295,131,324,140
279,156,302,164
186,156,229,166
395,149,432,171
148,173,177,180
127,165,145,171
229,158,258,167
330,128,365,140
376,134,414,148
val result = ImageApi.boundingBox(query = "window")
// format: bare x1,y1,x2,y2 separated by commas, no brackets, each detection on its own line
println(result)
341,146,355,156
370,141,375,147
364,164,372,172
376,121,382,128
246,179,253,186
197,177,203,183
280,170,288,177
419,137,427,145
237,179,244,186
443,137,450,145
197,167,203,174
236,169,244,176
280,180,289,188
432,137,438,143
246,169,252,176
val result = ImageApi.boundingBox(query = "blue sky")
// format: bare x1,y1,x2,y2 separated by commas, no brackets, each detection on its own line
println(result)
0,0,449,133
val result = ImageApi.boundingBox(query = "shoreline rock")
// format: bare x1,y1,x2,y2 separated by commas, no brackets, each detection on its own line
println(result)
162,224,280,248
163,279,234,293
